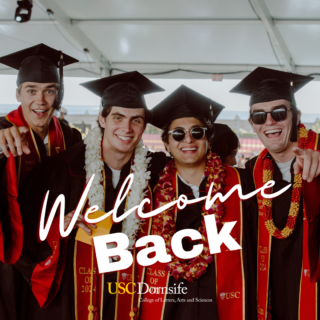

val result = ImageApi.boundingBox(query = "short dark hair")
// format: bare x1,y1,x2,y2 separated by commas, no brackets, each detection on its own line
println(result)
211,130,240,162
161,116,214,145
98,105,152,132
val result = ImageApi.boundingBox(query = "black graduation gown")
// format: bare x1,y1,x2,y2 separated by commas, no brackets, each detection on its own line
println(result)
13,141,168,320
0,117,82,320
246,156,320,320
162,168,257,320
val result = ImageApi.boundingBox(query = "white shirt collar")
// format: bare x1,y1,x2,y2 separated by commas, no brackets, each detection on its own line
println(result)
177,173,205,199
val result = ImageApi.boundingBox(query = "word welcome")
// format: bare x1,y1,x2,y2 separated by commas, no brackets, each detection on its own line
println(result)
39,174,291,274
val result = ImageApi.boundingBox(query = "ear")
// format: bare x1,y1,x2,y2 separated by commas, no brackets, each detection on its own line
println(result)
98,112,106,128
248,119,255,133
206,139,210,151
164,142,170,154
16,89,21,103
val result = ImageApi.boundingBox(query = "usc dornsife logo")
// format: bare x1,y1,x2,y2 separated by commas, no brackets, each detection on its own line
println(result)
219,292,241,300
108,282,187,295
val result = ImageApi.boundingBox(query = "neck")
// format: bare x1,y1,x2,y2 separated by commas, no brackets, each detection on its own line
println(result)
29,123,49,141
269,141,298,163
102,145,134,170
175,161,206,186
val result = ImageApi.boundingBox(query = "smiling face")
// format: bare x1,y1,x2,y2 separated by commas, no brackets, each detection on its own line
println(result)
16,82,57,131
165,117,209,168
98,106,146,155
249,99,300,156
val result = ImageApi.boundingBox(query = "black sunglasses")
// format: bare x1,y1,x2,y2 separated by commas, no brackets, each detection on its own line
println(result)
168,127,207,142
250,108,292,125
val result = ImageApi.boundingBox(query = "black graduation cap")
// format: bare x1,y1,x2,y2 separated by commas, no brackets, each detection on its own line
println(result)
80,71,164,109
150,85,224,130
230,67,314,142
230,67,313,106
0,43,78,109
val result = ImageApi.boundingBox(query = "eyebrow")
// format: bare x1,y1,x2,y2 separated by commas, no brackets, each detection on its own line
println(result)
252,104,289,113
24,85,57,90
111,112,145,120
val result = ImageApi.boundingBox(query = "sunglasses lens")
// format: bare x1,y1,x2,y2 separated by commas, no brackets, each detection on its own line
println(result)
191,127,205,140
251,112,267,125
171,129,186,142
271,109,287,122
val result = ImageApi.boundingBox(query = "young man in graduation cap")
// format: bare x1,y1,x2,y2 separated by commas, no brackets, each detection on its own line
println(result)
16,71,169,320
0,44,81,320
139,85,257,320
0,43,81,263
231,67,320,320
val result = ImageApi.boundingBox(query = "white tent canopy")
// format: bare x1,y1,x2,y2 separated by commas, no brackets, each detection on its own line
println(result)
0,0,320,80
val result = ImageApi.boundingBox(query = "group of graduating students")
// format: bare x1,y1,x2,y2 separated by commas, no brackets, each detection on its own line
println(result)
1,43,320,320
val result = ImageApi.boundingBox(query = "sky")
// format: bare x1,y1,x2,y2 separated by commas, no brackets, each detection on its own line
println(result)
0,75,320,115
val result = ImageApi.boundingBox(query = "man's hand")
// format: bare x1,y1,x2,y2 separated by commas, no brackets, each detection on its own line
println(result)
0,126,30,157
293,147,320,182
64,211,96,236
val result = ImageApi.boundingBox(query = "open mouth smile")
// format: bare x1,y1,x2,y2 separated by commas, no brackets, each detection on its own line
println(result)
33,109,49,117
116,134,133,143
181,147,198,154
264,129,282,138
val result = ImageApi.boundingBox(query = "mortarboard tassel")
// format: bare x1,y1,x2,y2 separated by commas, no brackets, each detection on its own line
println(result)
209,105,215,150
290,81,298,142
57,52,64,110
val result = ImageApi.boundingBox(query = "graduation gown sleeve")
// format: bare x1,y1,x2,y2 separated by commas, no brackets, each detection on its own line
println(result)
14,141,86,308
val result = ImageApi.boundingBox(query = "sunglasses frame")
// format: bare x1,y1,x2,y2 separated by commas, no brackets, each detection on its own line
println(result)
168,127,208,142
250,107,292,125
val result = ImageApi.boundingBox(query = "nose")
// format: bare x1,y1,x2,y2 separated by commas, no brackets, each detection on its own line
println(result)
122,119,133,133
36,91,46,105
232,156,237,166
265,112,277,125
183,130,194,143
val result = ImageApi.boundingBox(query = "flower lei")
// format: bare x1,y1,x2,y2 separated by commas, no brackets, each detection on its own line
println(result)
152,151,226,281
261,124,308,239
84,127,151,248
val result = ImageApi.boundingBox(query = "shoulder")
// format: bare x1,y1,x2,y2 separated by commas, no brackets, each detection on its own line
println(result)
234,167,255,188
58,119,83,148
245,156,258,174
0,116,13,130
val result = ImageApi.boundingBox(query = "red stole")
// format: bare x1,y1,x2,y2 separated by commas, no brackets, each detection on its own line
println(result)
140,165,245,320
254,130,319,320
6,105,66,182
74,184,153,320
0,106,65,265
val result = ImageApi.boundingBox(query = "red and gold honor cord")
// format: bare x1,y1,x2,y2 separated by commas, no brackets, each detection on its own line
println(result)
261,124,308,239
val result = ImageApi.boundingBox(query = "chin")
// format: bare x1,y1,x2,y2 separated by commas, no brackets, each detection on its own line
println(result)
265,143,285,153
118,144,136,153
181,157,200,165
